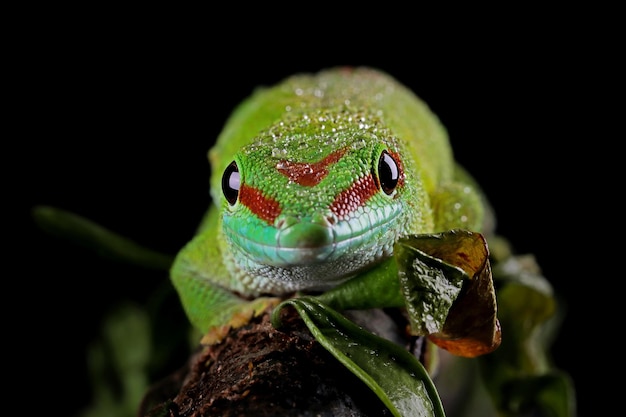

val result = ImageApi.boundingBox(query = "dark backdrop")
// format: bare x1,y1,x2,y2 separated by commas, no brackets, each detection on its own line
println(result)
20,16,601,417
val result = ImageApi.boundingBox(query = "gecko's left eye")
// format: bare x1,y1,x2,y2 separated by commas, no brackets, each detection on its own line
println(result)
377,151,399,195
222,161,240,205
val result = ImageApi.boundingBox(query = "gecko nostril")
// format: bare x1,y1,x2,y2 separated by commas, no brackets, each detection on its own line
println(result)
275,216,298,231
275,213,336,230
311,212,335,228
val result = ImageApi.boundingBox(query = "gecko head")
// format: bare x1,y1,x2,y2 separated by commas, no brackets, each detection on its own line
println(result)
219,163,405,293
215,109,424,292
219,148,409,288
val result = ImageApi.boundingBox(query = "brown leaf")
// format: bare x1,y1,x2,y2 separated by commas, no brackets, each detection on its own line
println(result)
423,231,501,357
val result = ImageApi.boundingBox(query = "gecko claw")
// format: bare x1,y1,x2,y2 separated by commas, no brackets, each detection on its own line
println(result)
200,296,282,345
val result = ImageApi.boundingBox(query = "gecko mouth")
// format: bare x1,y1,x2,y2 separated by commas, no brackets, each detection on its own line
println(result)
223,204,402,268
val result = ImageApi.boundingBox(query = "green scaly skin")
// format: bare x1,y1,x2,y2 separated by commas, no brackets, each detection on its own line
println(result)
170,67,485,341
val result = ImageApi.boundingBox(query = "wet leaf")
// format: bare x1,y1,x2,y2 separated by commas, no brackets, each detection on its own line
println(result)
272,297,446,417
395,238,465,336
395,230,501,357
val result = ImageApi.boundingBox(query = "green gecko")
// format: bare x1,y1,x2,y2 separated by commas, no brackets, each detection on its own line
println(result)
170,66,487,343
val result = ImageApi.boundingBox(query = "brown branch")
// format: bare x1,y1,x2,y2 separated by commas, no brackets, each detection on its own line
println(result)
140,306,414,417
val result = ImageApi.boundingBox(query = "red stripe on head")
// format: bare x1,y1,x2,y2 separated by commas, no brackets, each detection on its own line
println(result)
239,183,281,224
277,148,348,187
329,174,379,220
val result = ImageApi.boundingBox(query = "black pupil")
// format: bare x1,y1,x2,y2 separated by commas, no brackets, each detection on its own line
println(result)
222,161,240,205
378,151,399,195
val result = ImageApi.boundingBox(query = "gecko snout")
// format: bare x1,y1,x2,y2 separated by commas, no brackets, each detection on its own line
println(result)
275,214,337,264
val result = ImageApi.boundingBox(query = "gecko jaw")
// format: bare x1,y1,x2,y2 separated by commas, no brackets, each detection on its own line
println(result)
223,202,402,271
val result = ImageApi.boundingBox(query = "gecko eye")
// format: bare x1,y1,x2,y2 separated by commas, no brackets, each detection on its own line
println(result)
378,151,399,195
222,161,240,205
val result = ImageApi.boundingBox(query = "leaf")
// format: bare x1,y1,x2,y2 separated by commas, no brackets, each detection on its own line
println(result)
496,372,576,417
272,297,446,417
395,239,465,335
32,205,174,270
395,230,501,357
81,303,153,417
478,253,577,417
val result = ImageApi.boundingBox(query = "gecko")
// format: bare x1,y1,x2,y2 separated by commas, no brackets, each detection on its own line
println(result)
170,66,487,343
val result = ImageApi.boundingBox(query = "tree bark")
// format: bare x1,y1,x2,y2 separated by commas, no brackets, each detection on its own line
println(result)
140,306,415,417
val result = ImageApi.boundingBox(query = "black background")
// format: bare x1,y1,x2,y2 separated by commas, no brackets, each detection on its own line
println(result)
18,10,610,417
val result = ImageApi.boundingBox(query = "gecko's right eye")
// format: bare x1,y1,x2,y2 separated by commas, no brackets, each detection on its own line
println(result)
377,150,400,195
222,161,240,205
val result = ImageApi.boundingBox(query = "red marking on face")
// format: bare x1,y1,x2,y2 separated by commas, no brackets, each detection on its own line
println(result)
277,148,348,186
329,174,379,220
239,183,281,224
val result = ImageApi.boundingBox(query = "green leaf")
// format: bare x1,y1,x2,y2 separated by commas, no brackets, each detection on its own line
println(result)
479,253,577,417
32,205,174,270
81,303,152,417
497,372,576,417
272,297,446,417
395,237,466,336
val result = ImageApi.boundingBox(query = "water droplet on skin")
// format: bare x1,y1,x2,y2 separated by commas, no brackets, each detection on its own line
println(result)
273,148,288,158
